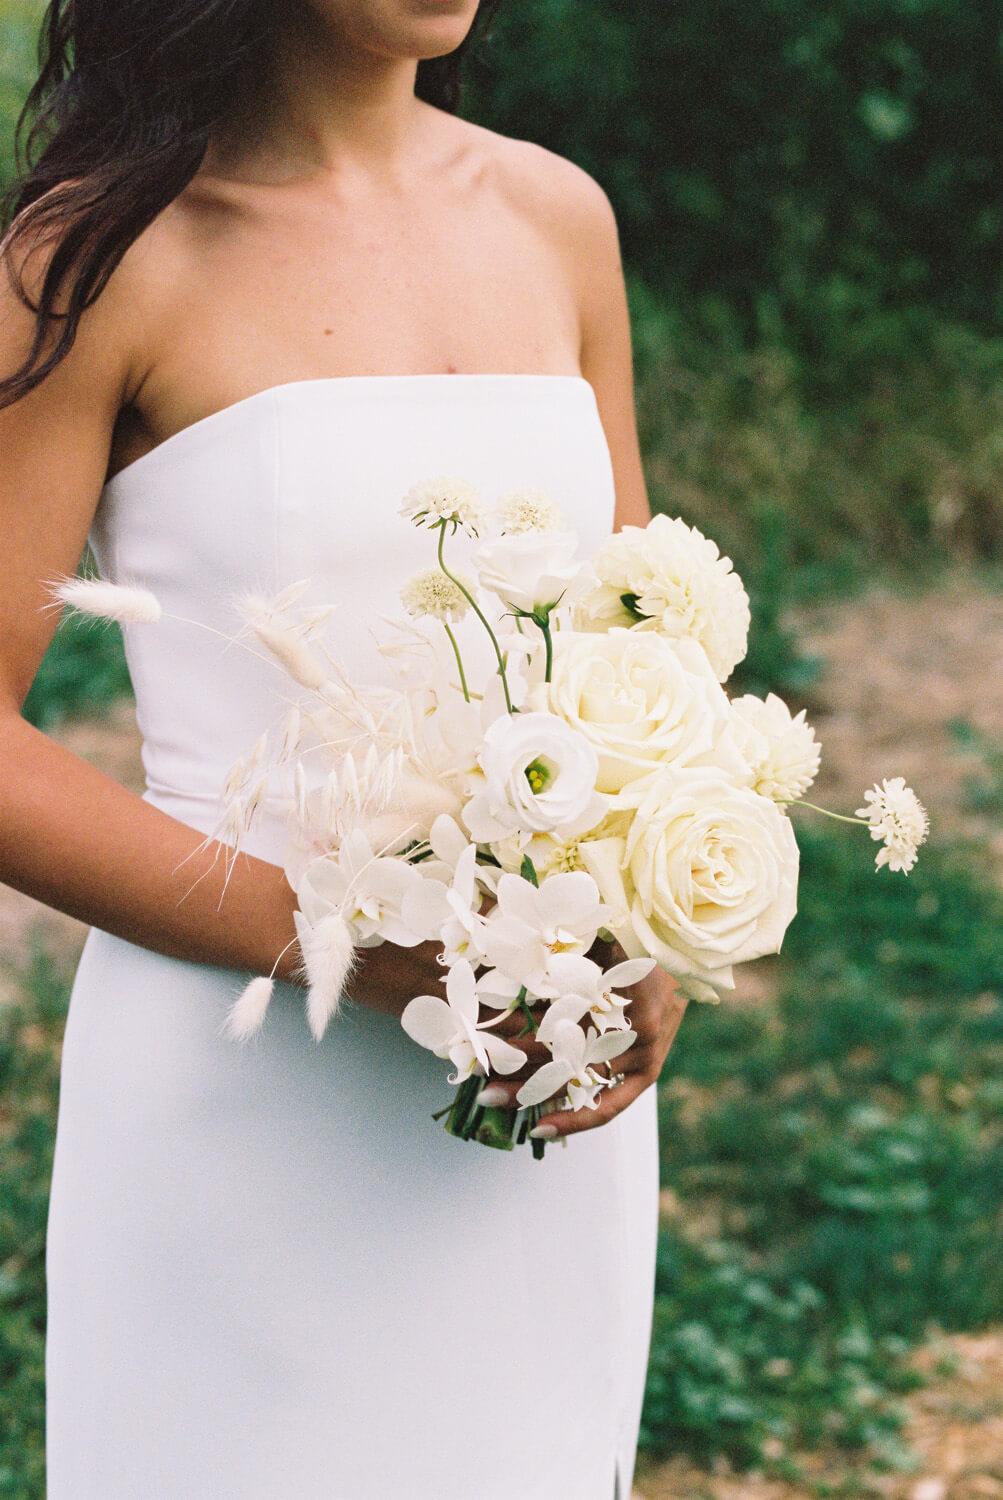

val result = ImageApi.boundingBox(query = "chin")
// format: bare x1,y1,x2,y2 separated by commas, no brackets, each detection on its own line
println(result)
314,0,482,62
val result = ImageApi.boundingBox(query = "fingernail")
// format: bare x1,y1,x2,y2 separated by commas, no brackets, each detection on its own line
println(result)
477,1085,512,1108
529,1124,558,1140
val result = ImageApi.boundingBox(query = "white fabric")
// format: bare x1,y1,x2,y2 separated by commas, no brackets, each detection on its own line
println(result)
46,375,659,1499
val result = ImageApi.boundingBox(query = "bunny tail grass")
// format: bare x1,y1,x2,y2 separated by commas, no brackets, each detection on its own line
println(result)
221,976,274,1041
302,913,356,1042
51,577,163,624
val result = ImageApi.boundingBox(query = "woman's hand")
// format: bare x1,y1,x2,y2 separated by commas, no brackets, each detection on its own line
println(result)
477,946,689,1139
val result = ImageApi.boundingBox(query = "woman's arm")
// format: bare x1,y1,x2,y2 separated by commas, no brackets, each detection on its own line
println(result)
0,237,447,1013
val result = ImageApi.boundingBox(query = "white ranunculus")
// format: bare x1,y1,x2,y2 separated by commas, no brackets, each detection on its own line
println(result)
575,514,751,683
473,529,585,615
730,692,822,804
534,629,744,795
463,711,605,843
579,767,799,1000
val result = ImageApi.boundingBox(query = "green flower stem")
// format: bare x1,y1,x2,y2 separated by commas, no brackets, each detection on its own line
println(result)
537,613,554,682
794,800,868,827
442,622,471,702
436,523,513,714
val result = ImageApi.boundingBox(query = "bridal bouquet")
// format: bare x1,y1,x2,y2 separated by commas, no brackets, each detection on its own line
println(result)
56,484,929,1155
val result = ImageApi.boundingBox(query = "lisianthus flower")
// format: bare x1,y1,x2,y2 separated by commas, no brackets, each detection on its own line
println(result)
401,960,526,1083
463,711,605,843
473,529,584,616
516,1019,635,1111
855,777,929,873
399,476,486,537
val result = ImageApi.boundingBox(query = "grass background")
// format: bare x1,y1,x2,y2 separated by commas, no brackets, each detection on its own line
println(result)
2,0,1003,1495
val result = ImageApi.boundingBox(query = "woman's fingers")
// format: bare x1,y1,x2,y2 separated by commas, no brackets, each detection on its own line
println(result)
531,1071,651,1139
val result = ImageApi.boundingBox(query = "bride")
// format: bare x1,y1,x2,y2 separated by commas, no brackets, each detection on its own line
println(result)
0,1,688,1495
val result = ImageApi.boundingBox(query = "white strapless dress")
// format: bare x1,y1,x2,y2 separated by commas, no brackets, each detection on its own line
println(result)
45,375,659,1500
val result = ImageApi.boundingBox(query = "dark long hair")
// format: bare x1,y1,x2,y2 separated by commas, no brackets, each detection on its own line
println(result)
0,0,501,408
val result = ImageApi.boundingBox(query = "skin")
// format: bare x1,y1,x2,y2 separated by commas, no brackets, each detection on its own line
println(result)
0,0,687,1138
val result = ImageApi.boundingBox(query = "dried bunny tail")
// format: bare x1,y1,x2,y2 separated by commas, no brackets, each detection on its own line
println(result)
300,912,357,1042
220,977,274,1042
238,598,328,692
50,577,163,624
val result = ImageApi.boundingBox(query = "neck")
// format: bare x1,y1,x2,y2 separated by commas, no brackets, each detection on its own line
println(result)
208,9,429,186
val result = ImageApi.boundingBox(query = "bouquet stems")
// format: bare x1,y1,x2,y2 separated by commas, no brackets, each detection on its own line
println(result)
439,1075,552,1159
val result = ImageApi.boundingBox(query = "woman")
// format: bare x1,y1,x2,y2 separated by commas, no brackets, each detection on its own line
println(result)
0,1,688,1495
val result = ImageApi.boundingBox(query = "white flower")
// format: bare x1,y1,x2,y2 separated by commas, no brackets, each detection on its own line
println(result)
400,841,491,967
473,529,584,615
401,961,527,1083
516,1019,635,1111
399,568,472,623
480,870,607,995
730,692,822,803
579,767,799,1001
495,488,565,534
463,711,605,843
537,953,655,1037
296,834,427,949
855,777,929,873
535,629,745,795
575,514,751,682
399,476,486,536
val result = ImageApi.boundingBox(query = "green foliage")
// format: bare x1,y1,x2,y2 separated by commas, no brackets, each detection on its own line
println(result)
21,612,132,730
643,823,1003,1468
0,952,68,1500
471,0,1003,342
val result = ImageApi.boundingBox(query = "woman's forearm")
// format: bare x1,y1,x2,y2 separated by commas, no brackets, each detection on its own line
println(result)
0,710,301,978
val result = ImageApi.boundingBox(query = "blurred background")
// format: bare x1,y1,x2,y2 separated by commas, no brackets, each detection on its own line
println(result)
1,2,1002,1497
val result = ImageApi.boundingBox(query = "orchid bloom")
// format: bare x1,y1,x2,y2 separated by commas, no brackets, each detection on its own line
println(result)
480,871,608,996
401,961,526,1083
516,1019,636,1112
536,953,655,1038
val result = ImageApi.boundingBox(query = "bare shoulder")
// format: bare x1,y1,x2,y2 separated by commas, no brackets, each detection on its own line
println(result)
446,115,620,257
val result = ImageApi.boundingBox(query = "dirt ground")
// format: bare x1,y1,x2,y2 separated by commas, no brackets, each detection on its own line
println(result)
3,570,1002,1495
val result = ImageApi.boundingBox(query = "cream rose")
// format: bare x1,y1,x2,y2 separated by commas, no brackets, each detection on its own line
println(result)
579,767,799,1000
533,628,744,795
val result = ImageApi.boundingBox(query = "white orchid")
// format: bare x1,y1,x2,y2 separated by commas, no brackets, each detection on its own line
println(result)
401,961,527,1083
296,833,427,950
516,1019,636,1111
400,840,491,966
463,711,605,844
536,953,655,1037
480,871,608,995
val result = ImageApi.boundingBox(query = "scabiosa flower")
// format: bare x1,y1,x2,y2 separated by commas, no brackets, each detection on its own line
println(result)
855,777,929,873
399,476,486,536
496,488,565,534
399,568,472,623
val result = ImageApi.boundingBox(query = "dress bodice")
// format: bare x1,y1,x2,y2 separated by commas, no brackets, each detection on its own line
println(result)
89,375,616,856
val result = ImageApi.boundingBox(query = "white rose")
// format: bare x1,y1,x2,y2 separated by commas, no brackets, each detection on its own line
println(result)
579,767,799,998
730,692,821,804
473,529,584,616
534,628,745,795
575,513,751,682
462,711,605,843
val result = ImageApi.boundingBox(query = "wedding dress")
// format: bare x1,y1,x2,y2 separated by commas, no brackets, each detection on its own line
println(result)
45,374,659,1500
